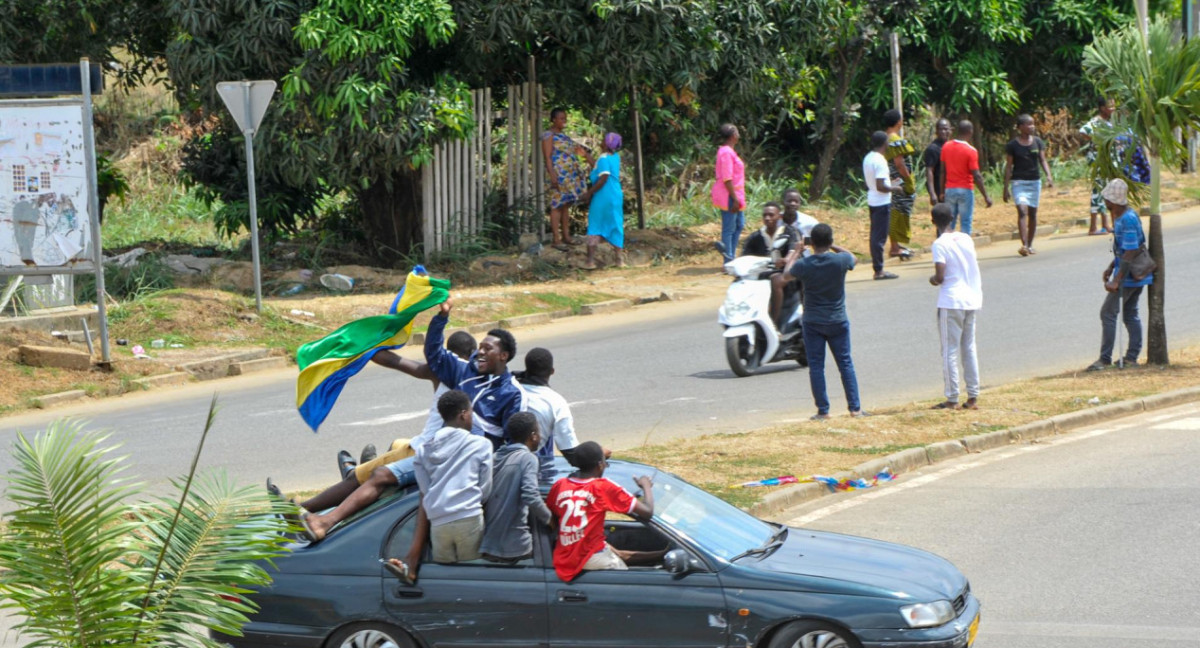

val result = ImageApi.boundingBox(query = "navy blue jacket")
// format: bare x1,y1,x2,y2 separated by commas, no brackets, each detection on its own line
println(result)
424,314,526,442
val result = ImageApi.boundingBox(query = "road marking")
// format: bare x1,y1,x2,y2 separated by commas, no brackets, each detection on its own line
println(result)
1151,416,1200,430
786,428,1118,527
341,410,430,427
983,620,1200,640
247,408,295,418
567,398,616,407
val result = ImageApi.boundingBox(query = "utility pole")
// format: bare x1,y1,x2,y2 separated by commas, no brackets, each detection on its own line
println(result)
889,32,903,132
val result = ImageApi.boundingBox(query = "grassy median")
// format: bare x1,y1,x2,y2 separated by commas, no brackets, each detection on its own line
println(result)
622,345,1200,509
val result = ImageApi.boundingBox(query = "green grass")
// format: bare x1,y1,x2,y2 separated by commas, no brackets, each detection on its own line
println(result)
104,182,226,249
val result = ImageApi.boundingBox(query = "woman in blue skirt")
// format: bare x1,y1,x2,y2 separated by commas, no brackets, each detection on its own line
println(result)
581,132,626,268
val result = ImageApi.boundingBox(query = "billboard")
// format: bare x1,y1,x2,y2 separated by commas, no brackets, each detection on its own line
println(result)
0,103,91,269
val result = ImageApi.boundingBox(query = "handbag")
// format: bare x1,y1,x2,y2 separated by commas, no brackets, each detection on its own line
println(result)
1127,245,1157,281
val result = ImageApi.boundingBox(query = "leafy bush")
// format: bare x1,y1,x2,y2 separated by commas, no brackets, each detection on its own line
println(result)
0,404,295,648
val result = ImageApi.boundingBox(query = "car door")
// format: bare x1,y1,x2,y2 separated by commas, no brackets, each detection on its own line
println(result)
381,511,550,648
546,522,729,648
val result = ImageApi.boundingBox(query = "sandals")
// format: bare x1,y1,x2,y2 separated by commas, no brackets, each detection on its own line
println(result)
873,272,899,280
889,248,915,260
810,413,830,421
299,513,325,543
931,401,960,410
1018,246,1029,257
383,558,416,585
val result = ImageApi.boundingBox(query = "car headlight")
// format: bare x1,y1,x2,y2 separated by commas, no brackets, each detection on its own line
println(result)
899,600,955,628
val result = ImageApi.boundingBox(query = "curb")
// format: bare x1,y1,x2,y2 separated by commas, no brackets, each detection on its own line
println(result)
132,372,192,389
580,299,633,315
500,313,551,329
749,384,1200,518
228,356,289,376
31,389,88,408
177,349,271,381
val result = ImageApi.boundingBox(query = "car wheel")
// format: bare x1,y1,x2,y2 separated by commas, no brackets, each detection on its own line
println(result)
326,622,415,648
768,620,861,648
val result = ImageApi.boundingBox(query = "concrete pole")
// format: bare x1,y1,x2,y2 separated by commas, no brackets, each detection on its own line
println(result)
242,83,263,314
890,32,903,133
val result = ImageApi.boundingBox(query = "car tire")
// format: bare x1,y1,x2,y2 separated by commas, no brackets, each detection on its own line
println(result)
326,622,415,648
767,620,861,648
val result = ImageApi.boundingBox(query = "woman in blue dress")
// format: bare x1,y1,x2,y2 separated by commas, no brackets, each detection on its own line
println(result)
580,132,625,268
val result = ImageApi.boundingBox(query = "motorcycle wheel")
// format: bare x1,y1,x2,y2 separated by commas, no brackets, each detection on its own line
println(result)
725,334,762,377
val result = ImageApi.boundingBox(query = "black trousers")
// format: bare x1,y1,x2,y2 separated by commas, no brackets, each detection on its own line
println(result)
868,203,890,273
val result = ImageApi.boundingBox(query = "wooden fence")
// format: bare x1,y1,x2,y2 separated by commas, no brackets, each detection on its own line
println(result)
421,79,545,261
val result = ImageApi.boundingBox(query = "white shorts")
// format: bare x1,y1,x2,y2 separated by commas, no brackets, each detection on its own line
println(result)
582,544,628,571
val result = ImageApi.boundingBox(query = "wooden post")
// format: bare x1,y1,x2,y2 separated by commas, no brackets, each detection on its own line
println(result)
631,84,646,229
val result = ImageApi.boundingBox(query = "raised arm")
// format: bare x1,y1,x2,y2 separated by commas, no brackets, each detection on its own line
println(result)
423,300,463,388
630,476,655,520
371,350,435,381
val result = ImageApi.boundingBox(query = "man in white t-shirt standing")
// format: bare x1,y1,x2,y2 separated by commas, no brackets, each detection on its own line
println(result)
863,131,904,280
928,203,982,410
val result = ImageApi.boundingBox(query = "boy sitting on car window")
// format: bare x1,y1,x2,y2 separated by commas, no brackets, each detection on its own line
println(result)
480,412,553,563
547,442,665,581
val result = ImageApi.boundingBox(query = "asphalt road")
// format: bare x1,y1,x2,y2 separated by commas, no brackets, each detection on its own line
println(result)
777,402,1200,648
1,211,1199,498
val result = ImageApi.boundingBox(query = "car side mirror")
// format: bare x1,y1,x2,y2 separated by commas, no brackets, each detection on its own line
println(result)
664,549,703,575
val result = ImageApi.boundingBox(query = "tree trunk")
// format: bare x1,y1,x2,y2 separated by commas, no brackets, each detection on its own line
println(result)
356,167,424,265
1146,155,1168,364
1147,211,1168,364
808,48,863,202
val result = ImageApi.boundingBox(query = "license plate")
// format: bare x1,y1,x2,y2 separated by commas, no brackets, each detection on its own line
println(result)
967,613,980,646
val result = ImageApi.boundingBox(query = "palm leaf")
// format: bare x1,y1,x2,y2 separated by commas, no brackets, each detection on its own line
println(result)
0,421,144,647
127,473,293,648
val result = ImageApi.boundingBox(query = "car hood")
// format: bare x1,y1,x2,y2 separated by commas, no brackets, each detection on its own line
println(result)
746,528,967,601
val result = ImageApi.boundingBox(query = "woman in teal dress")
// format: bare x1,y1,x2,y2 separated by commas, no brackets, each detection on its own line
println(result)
581,132,625,268
541,108,590,250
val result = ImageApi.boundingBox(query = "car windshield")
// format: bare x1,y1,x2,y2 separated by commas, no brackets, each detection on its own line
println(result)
649,471,774,560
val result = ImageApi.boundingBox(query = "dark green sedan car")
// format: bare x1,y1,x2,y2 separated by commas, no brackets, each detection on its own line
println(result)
217,459,980,648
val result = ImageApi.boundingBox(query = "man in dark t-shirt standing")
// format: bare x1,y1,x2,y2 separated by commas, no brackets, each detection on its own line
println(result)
781,224,867,420
924,118,951,207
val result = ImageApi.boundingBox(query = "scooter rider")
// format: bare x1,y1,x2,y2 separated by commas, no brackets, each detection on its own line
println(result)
741,202,799,325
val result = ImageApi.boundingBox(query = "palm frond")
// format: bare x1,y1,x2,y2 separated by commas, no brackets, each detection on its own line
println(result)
0,421,144,647
127,473,293,648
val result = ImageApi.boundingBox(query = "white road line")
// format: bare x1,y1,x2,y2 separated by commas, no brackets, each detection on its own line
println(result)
247,408,295,418
786,428,1118,527
341,410,430,427
1151,417,1200,430
567,398,616,407
983,620,1200,641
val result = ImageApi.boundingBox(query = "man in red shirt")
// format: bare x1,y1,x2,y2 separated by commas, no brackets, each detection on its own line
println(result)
938,120,993,234
547,442,660,581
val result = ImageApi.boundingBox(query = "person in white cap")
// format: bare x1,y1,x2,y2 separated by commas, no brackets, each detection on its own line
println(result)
1087,178,1152,371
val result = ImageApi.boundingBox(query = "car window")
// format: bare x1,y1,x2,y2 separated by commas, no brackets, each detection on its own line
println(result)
651,475,773,560
382,509,417,560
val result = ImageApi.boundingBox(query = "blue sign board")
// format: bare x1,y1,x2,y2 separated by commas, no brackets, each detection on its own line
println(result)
0,63,103,97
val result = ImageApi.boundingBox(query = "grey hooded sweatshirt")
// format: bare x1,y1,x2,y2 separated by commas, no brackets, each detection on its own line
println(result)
480,442,552,560
414,426,494,527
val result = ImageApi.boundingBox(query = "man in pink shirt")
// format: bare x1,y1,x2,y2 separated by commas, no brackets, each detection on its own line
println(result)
712,123,746,264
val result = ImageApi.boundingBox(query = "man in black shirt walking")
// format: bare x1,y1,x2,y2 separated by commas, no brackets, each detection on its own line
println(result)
924,118,951,207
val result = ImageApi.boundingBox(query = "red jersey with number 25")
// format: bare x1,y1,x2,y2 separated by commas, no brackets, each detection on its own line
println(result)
547,476,637,582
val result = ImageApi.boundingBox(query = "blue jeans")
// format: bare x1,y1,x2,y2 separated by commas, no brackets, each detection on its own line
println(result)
385,457,418,487
1099,286,1143,364
718,203,744,263
802,319,861,414
944,188,975,234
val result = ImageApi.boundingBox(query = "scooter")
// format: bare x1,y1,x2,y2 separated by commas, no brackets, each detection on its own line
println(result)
718,255,807,377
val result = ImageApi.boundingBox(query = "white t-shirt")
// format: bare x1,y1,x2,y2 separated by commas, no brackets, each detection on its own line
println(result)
522,383,579,453
932,232,983,310
421,383,451,436
863,151,891,207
